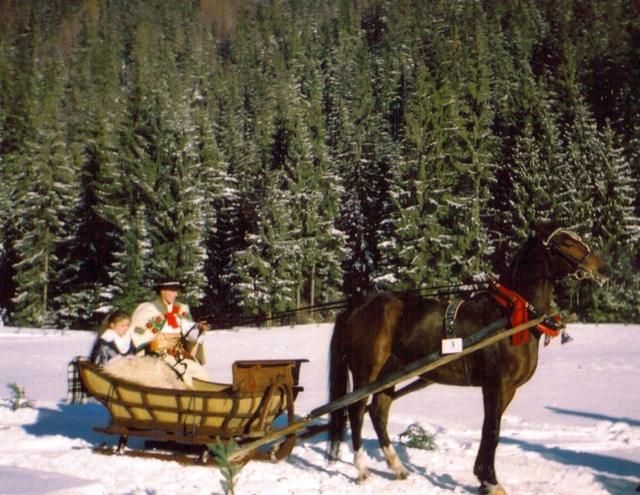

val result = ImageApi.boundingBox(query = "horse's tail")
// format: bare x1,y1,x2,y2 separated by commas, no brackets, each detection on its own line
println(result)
327,306,352,461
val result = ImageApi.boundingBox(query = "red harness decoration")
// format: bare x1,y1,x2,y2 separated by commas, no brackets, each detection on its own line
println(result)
491,282,560,345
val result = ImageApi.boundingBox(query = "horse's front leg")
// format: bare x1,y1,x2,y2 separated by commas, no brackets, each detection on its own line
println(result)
474,379,515,495
370,389,409,480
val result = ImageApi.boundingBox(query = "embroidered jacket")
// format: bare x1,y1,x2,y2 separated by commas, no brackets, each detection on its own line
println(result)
129,298,206,364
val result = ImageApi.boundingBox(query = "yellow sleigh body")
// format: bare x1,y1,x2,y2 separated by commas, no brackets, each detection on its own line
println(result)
76,358,307,462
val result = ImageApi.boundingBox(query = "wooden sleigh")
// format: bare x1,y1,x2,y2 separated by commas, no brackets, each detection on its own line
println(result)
76,358,307,464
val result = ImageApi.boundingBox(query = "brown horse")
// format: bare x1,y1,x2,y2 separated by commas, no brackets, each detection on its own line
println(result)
327,224,610,494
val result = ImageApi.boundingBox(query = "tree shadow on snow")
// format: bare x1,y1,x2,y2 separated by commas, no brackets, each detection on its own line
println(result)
296,434,478,491
546,406,640,428
287,451,355,480
502,436,640,495
306,435,478,491
290,436,395,482
23,402,132,448
593,474,639,495
394,442,479,493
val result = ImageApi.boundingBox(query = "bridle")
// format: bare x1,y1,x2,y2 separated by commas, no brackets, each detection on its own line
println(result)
542,228,600,284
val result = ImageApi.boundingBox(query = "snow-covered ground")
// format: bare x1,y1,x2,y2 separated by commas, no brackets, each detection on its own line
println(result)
0,322,638,494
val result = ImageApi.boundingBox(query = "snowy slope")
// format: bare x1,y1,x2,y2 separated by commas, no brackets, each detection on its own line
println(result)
0,323,638,494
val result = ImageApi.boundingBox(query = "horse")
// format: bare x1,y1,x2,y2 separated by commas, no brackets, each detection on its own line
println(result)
327,223,610,494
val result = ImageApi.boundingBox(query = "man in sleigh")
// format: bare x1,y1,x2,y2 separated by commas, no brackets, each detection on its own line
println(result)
128,278,210,387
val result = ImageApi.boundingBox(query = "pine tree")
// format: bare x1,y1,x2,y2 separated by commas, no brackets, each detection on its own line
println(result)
487,1,571,272
149,114,209,306
55,7,125,326
492,85,568,270
448,4,495,276
560,105,640,319
12,55,79,326
203,62,261,324
284,25,345,313
98,15,162,311
320,12,395,299
233,63,334,316
590,125,640,320
0,4,41,318
0,160,13,318
392,58,470,287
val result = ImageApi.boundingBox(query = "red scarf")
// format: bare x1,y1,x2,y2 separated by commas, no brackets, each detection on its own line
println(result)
164,304,182,329
492,282,560,345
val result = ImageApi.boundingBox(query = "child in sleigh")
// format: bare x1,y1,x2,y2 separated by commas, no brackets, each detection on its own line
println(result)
66,310,135,404
89,310,135,366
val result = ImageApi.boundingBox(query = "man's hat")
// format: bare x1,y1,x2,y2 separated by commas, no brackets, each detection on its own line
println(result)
154,279,182,292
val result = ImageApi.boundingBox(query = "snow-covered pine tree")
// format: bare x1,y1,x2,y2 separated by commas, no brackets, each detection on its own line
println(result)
233,175,298,319
493,69,570,252
589,125,640,320
191,106,226,315
0,162,11,318
290,33,346,313
387,3,496,291
204,89,251,325
338,118,396,299
306,142,346,315
500,115,567,251
361,13,407,292
324,19,395,299
95,99,153,313
96,18,164,311
488,41,572,274
232,79,318,318
211,29,279,319
0,6,40,322
149,115,209,307
227,11,347,320
11,56,79,326
448,5,494,277
53,14,125,327
393,61,472,288
560,105,640,319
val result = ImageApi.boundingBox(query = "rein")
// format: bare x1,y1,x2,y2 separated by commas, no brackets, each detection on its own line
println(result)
204,232,593,332
163,321,201,380
201,282,488,329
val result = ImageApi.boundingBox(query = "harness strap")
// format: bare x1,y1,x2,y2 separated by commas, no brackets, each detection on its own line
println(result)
443,299,471,384
444,299,464,338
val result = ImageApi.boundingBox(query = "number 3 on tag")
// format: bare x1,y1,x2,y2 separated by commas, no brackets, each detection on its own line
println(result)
442,338,463,354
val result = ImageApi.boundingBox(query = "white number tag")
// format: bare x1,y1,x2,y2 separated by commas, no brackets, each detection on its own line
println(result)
441,338,463,354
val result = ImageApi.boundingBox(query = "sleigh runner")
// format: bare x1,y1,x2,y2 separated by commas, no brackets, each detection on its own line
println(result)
77,358,307,463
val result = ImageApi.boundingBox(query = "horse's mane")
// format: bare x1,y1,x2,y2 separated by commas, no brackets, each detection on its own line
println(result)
501,234,552,291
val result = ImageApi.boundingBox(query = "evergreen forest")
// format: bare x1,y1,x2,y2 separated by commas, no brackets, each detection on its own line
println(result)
1,0,639,329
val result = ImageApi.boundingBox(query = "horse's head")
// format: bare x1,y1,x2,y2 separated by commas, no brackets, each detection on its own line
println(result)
541,227,611,286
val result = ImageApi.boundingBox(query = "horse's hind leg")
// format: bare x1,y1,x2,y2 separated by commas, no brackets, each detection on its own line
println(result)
370,389,409,480
348,398,371,483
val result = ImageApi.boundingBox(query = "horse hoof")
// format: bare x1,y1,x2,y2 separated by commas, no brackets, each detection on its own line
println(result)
356,473,370,484
479,482,507,495
396,470,409,480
